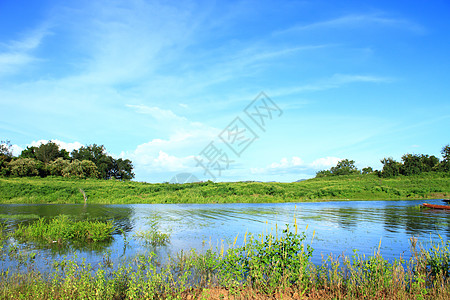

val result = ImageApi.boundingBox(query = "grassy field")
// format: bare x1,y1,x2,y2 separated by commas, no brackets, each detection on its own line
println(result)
0,173,449,204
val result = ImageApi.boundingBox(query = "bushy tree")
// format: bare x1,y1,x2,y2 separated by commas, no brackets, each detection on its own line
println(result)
19,146,37,159
0,140,13,157
315,159,360,177
315,169,332,178
0,140,14,176
111,158,134,180
330,159,360,176
8,158,42,177
48,158,71,176
81,160,99,178
35,141,61,163
361,167,373,174
420,154,439,172
400,154,422,176
62,160,84,178
71,144,134,180
440,144,450,172
72,145,110,178
21,142,70,163
380,157,401,178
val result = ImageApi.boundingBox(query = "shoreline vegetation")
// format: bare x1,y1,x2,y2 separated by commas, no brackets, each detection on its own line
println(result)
1,226,450,299
0,172,449,204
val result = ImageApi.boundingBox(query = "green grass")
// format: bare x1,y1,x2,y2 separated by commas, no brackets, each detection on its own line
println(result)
1,227,450,299
13,215,114,244
1,173,449,204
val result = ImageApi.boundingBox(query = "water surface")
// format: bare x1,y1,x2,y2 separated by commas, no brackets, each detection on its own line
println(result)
1,199,449,270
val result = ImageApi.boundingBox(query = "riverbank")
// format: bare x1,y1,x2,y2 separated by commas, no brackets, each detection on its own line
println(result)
0,173,449,204
1,227,449,299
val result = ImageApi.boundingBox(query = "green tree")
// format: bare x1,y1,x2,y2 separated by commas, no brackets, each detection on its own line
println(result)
71,144,111,178
0,140,13,157
111,158,134,180
400,154,422,176
315,169,332,178
442,144,450,161
0,140,14,176
35,141,60,164
62,160,84,178
48,158,71,176
330,159,359,176
420,154,439,172
19,146,38,159
61,159,99,179
380,157,401,178
71,144,134,180
440,144,450,172
81,160,99,178
361,166,373,174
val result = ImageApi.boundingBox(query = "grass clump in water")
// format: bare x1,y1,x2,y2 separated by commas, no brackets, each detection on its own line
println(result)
13,215,114,244
133,219,170,247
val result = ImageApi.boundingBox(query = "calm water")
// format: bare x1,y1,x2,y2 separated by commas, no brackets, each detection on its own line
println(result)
1,199,449,270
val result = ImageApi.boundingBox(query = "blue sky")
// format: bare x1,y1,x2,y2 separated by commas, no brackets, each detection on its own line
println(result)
1,0,449,182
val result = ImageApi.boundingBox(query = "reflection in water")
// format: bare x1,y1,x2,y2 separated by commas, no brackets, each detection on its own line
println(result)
1,199,449,270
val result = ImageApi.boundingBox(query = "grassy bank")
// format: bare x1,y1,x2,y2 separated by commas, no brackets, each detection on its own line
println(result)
1,227,450,299
1,173,449,204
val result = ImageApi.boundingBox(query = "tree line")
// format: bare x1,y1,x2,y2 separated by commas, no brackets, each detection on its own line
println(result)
316,144,450,178
0,140,134,180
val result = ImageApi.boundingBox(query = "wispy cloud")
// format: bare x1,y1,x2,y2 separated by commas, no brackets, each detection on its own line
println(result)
269,73,393,99
0,26,50,76
277,14,426,35
251,156,341,176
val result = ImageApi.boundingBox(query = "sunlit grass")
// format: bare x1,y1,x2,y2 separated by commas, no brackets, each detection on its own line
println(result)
1,173,449,204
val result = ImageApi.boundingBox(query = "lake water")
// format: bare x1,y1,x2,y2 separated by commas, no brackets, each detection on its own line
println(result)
1,199,449,271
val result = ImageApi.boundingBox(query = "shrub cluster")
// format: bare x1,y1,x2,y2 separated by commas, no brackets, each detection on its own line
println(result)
317,144,450,178
0,140,134,180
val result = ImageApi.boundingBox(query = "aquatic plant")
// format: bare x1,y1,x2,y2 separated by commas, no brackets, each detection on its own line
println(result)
13,215,114,244
133,220,170,247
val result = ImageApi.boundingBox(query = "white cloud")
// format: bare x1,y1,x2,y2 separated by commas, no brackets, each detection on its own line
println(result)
251,156,341,176
310,157,342,169
11,145,23,157
151,150,195,172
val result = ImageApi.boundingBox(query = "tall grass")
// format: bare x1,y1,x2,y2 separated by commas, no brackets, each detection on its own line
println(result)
1,227,450,299
1,173,449,204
